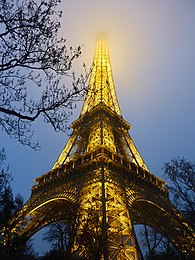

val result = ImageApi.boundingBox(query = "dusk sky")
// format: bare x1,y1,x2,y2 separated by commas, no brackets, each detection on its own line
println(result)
1,0,195,254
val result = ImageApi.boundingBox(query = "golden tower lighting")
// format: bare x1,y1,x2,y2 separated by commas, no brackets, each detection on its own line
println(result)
5,39,195,259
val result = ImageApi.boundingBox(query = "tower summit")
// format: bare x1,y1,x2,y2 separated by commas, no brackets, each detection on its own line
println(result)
6,40,195,259
81,39,121,116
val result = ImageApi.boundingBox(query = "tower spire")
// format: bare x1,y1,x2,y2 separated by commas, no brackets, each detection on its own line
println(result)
81,39,121,116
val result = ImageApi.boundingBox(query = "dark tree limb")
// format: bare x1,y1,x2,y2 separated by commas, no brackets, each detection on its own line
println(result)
0,0,90,149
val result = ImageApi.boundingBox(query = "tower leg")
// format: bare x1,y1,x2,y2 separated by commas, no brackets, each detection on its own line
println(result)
78,167,139,259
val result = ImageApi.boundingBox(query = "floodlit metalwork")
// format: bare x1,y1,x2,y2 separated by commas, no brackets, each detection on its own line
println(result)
5,39,195,259
81,40,121,116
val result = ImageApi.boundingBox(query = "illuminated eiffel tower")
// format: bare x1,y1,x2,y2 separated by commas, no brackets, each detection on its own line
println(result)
6,40,195,259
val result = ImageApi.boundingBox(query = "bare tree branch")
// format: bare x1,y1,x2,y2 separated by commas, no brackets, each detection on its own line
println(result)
163,157,195,226
0,0,89,149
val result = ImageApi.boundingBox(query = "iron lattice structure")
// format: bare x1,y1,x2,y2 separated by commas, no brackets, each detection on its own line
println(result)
5,40,195,259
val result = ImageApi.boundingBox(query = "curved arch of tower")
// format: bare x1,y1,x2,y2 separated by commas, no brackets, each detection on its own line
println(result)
4,40,195,259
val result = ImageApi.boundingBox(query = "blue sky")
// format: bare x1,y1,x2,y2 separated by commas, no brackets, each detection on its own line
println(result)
1,0,195,254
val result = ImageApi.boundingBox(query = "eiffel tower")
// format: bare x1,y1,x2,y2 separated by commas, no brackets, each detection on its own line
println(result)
5,39,195,259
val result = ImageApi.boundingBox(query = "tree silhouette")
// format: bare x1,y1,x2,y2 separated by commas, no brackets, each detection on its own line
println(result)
139,157,195,259
0,0,88,149
43,204,80,258
163,157,195,227
0,148,37,259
